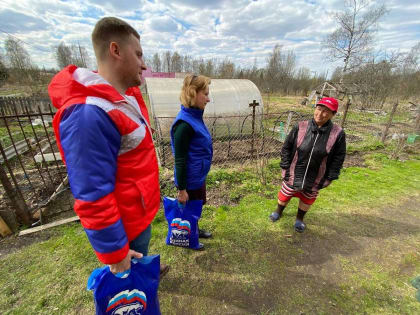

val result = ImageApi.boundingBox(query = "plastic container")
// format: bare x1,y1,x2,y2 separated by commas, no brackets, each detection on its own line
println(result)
407,134,419,144
279,122,286,141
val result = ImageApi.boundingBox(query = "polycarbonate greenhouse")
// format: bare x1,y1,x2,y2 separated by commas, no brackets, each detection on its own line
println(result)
145,78,263,118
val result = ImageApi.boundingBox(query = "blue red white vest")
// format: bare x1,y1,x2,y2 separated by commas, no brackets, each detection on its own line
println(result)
170,105,213,190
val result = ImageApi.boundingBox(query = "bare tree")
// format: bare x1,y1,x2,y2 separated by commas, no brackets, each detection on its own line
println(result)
55,42,73,69
349,52,399,109
322,0,387,77
331,67,343,81
152,53,161,72
217,58,235,78
183,55,192,73
204,59,215,77
294,67,312,96
402,42,420,74
266,44,296,93
342,43,420,109
71,43,90,68
143,55,152,70
171,51,182,72
4,36,36,83
5,37,32,73
192,59,200,74
398,42,420,101
282,50,297,94
0,52,8,87
266,44,283,92
164,51,171,72
242,58,264,87
197,58,206,75
55,42,91,69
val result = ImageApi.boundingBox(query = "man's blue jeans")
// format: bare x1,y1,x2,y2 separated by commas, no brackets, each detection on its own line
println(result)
129,224,151,256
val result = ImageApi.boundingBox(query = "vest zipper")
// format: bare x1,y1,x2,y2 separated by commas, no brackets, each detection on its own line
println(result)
301,132,319,189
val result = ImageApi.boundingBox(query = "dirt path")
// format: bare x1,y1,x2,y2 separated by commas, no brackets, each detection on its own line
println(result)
159,196,420,314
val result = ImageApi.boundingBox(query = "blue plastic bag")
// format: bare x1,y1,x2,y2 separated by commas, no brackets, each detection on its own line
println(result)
87,255,161,315
163,197,203,249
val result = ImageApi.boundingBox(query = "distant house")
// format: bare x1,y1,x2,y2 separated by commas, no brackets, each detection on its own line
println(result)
140,67,188,94
141,67,175,84
141,67,188,84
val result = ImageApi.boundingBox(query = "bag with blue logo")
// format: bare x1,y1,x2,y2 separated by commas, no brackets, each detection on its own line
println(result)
163,197,203,250
87,255,161,315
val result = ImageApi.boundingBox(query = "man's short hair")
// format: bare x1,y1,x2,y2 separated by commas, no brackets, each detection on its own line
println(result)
92,17,140,61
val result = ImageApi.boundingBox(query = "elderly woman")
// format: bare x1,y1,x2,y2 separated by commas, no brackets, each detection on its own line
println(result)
269,97,346,232
170,74,213,249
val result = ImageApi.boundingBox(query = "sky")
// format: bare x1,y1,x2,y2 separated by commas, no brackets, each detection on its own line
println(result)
0,0,419,76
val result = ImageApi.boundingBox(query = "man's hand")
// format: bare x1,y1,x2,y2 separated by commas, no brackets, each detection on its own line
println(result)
109,249,143,275
177,189,189,204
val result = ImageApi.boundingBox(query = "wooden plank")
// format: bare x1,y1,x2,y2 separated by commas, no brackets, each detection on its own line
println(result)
307,90,317,105
0,138,35,163
381,102,399,143
18,216,79,236
0,216,12,237
285,112,293,135
34,152,62,163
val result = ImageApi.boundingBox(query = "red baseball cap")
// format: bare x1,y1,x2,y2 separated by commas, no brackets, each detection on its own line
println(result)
316,97,339,112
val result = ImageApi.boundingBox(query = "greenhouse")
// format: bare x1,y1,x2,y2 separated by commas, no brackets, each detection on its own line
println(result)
145,78,264,118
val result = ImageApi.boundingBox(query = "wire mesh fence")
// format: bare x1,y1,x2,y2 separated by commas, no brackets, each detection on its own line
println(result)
154,110,314,169
0,97,72,232
262,93,420,147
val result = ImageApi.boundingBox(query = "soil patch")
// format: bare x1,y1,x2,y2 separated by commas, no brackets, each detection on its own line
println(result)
343,151,366,167
0,230,57,258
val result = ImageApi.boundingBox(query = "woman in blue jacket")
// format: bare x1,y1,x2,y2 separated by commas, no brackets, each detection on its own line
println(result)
170,74,213,250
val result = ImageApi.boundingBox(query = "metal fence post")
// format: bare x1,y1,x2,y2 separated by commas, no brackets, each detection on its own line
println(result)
0,163,18,232
156,118,166,167
381,101,399,143
340,98,351,128
249,100,259,156
0,141,32,227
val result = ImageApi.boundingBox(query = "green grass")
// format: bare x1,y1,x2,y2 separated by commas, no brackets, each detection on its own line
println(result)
347,133,385,153
0,124,51,148
263,95,300,105
0,154,419,314
0,89,27,97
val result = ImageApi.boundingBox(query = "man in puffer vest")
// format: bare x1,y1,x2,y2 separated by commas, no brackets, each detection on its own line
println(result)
48,17,169,277
269,97,346,232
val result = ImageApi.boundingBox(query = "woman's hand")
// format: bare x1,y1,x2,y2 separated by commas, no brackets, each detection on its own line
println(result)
322,179,332,188
281,168,287,179
177,189,189,204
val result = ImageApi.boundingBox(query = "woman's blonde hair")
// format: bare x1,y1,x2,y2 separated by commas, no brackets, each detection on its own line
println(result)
180,74,211,107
